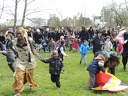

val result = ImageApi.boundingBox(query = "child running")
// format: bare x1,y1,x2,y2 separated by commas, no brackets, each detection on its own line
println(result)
42,50,64,88
57,40,68,61
0,48,16,76
79,40,92,65
87,53,109,90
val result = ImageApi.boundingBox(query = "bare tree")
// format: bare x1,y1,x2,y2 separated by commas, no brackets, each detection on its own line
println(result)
21,0,42,26
14,0,19,31
101,2,127,27
0,0,6,20
21,0,28,26
27,17,46,26
1,0,20,30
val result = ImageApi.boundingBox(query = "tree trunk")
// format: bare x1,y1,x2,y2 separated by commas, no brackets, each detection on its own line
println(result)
14,0,18,31
21,0,27,26
0,0,6,20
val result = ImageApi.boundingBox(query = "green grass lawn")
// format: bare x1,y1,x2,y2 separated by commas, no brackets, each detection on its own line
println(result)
0,50,128,96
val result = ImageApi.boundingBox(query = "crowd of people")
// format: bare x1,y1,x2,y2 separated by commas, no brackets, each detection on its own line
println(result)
0,25,127,95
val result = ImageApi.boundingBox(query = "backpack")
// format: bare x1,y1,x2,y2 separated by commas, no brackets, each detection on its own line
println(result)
57,45,61,55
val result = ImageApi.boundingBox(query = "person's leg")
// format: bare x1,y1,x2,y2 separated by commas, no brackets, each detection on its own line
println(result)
43,46,45,52
83,55,86,65
60,54,63,61
8,62,15,73
93,50,96,58
12,68,25,95
89,71,96,90
26,69,37,90
122,56,127,71
55,74,61,88
69,44,72,51
51,74,56,83
80,54,83,64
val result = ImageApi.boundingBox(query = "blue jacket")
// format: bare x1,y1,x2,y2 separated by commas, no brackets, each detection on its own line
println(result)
79,43,92,55
87,60,104,74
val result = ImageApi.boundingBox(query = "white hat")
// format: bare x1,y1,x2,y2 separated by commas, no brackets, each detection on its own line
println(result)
60,36,64,39
36,29,40,32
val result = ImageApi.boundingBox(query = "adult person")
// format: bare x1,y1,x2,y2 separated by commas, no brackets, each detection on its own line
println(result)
0,41,5,50
92,30,104,55
5,28,15,37
0,32,5,44
27,27,33,37
88,27,94,47
33,29,43,52
9,27,43,96
122,26,128,72
48,29,55,40
78,26,90,44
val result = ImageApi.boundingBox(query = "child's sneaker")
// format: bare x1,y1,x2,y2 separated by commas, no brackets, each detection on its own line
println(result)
30,86,34,90
80,61,81,64
13,72,16,76
14,93,21,96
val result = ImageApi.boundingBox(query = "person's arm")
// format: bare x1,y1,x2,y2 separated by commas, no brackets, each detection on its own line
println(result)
60,60,64,73
109,67,115,75
0,50,7,55
28,38,43,60
98,61,105,72
87,45,92,50
110,42,113,50
91,36,96,46
60,47,68,56
0,41,5,51
42,58,51,63
122,33,128,45
8,41,18,57
79,45,82,53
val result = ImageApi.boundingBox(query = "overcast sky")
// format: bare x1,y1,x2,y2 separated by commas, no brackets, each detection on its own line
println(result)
0,0,126,21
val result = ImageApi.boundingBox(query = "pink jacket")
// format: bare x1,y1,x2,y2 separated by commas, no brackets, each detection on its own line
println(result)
116,31,125,54
115,31,124,44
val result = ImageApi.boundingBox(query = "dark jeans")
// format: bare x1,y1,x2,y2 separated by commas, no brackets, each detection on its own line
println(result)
43,46,47,52
51,74,60,88
89,71,97,89
122,55,128,70
8,62,15,73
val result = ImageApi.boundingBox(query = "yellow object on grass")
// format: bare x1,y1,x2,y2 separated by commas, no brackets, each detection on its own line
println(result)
103,68,121,89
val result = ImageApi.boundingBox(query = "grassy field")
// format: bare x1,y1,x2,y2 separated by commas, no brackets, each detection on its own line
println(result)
0,50,128,96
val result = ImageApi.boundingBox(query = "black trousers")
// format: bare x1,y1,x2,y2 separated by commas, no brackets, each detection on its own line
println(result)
122,55,128,70
51,74,60,88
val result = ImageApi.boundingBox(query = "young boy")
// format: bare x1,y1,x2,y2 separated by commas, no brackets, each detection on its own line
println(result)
0,48,16,76
79,40,92,65
47,38,56,54
57,40,68,61
87,53,106,90
103,36,113,52
42,50,64,88
94,51,119,75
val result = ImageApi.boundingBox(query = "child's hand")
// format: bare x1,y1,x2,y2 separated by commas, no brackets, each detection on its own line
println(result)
124,40,127,44
65,54,68,57
1,51,6,54
41,59,44,62
61,71,64,74
98,61,104,66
